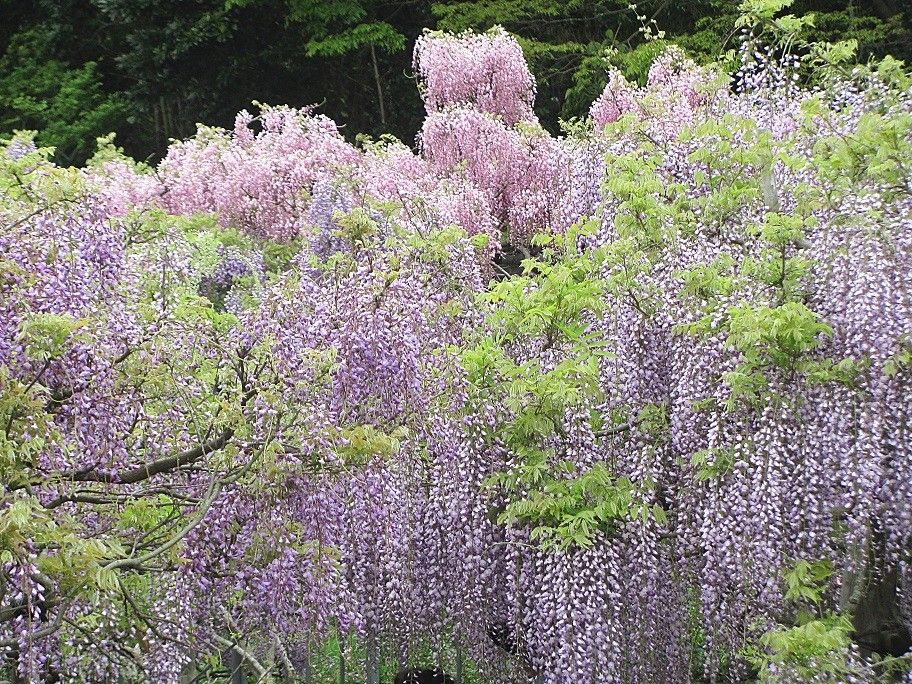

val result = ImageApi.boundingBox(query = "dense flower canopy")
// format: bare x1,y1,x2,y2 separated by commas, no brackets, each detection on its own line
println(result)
2,22,912,684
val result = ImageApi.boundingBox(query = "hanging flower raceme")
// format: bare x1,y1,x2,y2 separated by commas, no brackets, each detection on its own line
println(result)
414,27,537,125
590,47,723,139
357,140,500,263
419,108,572,247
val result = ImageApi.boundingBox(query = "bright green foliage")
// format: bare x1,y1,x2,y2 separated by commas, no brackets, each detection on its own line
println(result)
808,105,912,204
228,0,407,56
601,143,687,317
690,446,736,482
17,313,87,363
464,225,608,434
717,299,845,408
744,558,864,681
495,465,660,550
487,237,607,349
119,495,179,533
0,29,128,165
783,558,834,606
262,237,304,275
464,223,662,550
0,493,126,597
684,116,778,233
0,130,83,205
743,213,815,304
883,336,912,378
331,424,409,468
678,256,737,317
752,615,857,680
726,302,831,368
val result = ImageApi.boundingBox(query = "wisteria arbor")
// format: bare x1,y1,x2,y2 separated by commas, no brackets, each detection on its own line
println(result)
2,6,912,684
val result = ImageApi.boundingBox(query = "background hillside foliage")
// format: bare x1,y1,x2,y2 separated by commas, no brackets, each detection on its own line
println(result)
1,0,910,164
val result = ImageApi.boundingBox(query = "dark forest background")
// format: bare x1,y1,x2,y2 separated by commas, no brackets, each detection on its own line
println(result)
2,0,910,165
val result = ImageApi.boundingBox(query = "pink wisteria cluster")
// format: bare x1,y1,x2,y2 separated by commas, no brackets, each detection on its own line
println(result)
419,108,573,246
414,26,537,125
3,24,912,684
589,46,720,135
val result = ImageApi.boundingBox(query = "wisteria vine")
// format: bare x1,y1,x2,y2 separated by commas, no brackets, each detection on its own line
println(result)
2,13,912,684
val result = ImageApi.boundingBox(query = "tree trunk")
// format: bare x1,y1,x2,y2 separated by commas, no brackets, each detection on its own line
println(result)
455,645,464,684
303,649,313,684
370,44,387,127
844,564,911,658
365,635,380,684
224,646,248,684
841,525,912,658
339,640,346,684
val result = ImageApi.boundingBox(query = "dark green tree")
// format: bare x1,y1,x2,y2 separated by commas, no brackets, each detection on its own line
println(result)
1,0,909,162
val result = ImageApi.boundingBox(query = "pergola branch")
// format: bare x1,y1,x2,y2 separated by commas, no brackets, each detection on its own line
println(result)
34,428,235,489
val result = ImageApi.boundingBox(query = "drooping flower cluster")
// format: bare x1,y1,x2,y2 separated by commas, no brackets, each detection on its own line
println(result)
419,108,572,246
413,29,581,248
590,46,723,137
155,106,360,241
574,44,912,681
414,27,537,125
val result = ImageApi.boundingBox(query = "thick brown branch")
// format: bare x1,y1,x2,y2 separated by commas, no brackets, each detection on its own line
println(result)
595,418,642,438
48,428,234,487
117,428,234,484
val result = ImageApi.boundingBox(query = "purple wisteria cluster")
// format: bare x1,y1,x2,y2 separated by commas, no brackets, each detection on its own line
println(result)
2,23,912,684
